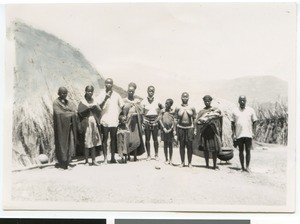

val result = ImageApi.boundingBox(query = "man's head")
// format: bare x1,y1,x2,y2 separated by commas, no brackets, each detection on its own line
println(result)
105,78,113,91
147,86,155,98
58,87,68,100
238,95,247,109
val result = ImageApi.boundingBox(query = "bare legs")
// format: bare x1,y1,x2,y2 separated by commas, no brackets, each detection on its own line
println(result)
145,128,159,160
164,141,173,164
84,147,99,166
101,126,118,164
238,137,252,172
179,140,193,167
204,151,218,169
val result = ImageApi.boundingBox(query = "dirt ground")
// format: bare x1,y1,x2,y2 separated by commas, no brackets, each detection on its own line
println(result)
10,142,287,210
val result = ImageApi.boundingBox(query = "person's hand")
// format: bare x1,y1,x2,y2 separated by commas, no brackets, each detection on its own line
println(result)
163,128,168,133
232,134,237,142
174,135,178,144
194,129,197,136
105,91,112,100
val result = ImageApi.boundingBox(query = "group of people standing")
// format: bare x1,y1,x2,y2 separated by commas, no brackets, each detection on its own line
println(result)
53,78,257,173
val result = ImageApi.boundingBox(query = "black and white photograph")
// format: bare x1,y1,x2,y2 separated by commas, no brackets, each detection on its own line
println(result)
3,3,296,212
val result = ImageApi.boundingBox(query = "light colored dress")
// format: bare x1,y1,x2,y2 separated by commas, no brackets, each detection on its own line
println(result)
78,98,102,148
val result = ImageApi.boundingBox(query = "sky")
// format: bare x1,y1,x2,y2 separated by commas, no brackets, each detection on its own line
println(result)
5,3,296,103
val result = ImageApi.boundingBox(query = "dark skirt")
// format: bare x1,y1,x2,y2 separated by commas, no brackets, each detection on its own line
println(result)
177,127,194,142
161,131,174,143
202,126,221,153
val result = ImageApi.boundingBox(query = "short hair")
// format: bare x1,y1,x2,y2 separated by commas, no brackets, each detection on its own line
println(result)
58,87,68,95
105,78,113,84
128,82,137,90
181,92,189,97
239,95,247,101
166,98,174,106
147,85,155,91
203,95,213,101
85,85,94,92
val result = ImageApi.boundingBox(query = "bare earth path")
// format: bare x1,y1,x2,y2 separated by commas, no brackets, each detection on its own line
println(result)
11,143,287,209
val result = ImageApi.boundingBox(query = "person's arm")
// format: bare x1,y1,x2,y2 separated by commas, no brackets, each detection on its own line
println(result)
99,90,112,109
252,109,258,139
252,120,257,139
231,121,236,141
158,110,167,133
192,107,197,135
192,107,197,131
173,108,178,141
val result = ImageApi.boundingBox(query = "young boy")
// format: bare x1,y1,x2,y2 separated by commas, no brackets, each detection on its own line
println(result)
159,99,176,165
117,115,130,163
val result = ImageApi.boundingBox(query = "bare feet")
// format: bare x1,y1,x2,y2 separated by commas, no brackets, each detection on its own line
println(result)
91,161,100,166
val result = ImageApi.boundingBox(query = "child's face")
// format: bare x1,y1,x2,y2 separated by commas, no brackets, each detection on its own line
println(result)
165,101,172,109
120,116,126,124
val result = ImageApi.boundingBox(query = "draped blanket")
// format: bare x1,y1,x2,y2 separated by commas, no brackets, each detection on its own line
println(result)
53,98,78,163
122,98,145,156
193,108,222,157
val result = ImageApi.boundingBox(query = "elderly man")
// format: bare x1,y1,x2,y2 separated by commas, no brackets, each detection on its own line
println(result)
97,78,124,164
231,95,257,172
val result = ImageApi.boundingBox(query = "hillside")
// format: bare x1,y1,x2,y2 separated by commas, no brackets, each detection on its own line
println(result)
205,76,288,104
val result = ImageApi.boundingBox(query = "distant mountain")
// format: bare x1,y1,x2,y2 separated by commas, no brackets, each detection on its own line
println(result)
205,76,288,105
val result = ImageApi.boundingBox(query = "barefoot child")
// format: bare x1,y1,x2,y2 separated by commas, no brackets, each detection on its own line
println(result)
117,115,130,163
159,99,176,165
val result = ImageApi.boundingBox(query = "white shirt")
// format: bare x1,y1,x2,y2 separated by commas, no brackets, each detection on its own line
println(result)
97,90,124,127
231,106,258,139
141,97,161,116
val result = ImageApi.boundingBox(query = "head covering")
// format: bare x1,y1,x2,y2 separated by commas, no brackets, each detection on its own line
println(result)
203,95,213,101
